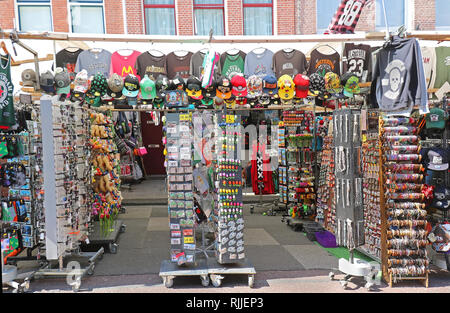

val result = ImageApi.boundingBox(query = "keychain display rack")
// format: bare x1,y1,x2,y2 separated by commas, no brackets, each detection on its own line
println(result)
317,135,335,229
379,115,429,287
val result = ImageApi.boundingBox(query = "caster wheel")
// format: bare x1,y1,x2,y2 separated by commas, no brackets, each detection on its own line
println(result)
163,277,174,288
72,279,81,292
211,278,221,287
109,243,118,254
250,206,254,214
201,276,210,287
87,265,95,276
329,272,335,280
120,225,126,233
248,275,255,288
340,281,348,289
365,282,374,290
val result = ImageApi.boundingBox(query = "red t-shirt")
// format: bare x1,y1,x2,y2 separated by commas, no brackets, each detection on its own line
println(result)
110,50,142,79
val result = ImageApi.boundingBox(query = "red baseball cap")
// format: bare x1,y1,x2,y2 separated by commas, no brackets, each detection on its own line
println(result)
231,75,248,97
293,74,310,98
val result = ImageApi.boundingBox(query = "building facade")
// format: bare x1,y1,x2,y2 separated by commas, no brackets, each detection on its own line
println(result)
1,0,449,36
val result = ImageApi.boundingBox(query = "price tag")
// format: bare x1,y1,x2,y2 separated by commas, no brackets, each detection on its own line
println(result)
226,115,235,123
180,114,191,121
184,236,194,244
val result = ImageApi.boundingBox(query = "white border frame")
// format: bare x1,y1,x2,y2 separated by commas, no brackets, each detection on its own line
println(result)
15,0,54,32
66,0,107,34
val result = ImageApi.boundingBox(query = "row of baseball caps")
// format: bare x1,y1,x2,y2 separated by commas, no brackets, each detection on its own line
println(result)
27,67,362,103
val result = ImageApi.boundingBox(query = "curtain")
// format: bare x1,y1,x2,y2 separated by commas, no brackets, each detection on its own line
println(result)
195,9,224,35
71,5,105,34
145,8,176,35
18,6,52,32
244,7,272,35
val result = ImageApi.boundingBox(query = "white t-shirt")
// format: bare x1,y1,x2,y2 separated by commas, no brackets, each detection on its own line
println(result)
421,46,436,89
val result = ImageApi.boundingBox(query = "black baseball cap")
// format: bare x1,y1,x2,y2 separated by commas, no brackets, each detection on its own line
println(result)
122,74,140,97
156,75,170,98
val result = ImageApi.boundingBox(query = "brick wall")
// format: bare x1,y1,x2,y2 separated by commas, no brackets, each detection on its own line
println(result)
52,0,69,32
177,0,194,35
227,0,243,35
298,0,316,34
414,0,435,31
0,0,15,30
126,0,144,34
277,0,296,35
105,0,125,34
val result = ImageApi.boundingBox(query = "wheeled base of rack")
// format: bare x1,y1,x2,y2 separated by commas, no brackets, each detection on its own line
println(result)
329,257,380,291
29,247,105,292
207,258,256,288
159,259,210,288
2,265,30,293
81,220,126,254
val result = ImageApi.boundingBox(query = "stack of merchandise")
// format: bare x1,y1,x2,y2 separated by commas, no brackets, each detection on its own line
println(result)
165,113,196,265
380,116,429,283
89,112,122,233
316,136,335,226
361,132,381,259
215,114,245,264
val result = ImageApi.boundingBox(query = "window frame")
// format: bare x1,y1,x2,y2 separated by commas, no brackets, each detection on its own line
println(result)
375,0,409,32
143,0,177,35
68,0,106,34
193,0,225,36
16,0,53,32
242,0,274,36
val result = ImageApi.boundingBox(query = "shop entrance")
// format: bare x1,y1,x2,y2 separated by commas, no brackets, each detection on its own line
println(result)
140,112,166,176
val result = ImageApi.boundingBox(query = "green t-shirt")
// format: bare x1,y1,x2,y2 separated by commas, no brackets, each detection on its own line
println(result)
221,54,244,79
433,47,450,89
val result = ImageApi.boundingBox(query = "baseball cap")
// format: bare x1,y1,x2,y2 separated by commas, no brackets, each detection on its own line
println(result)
39,71,55,94
341,72,360,98
216,76,232,99
431,186,450,210
309,73,325,96
231,75,248,97
21,69,37,87
202,78,216,98
122,74,140,98
90,73,108,97
54,67,71,95
324,72,343,97
426,107,447,130
427,149,449,171
247,75,263,98
186,76,203,100
140,75,156,100
74,70,89,94
262,75,278,95
107,73,124,98
172,75,186,90
293,74,310,98
277,74,295,100
155,75,170,98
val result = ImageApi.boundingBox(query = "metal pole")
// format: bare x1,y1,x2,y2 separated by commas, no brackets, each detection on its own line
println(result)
381,0,390,41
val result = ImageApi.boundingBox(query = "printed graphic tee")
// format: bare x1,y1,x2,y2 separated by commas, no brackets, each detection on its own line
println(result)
110,50,141,79
272,49,308,77
166,51,193,79
221,51,246,79
433,46,450,89
0,54,16,129
421,46,436,89
190,50,221,79
244,49,275,78
75,49,112,78
342,43,371,82
135,52,167,81
308,48,341,76
55,48,84,80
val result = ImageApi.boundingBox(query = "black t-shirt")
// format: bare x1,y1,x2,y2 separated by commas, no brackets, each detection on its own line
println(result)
342,43,371,82
55,48,84,80
308,48,340,76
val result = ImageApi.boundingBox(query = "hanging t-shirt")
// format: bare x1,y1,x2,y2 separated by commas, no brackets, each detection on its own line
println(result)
251,143,275,195
135,51,167,81
420,46,436,89
433,46,450,89
221,51,246,79
190,50,221,80
0,54,16,129
272,49,308,77
55,48,84,80
308,48,341,76
342,43,371,82
75,49,112,78
244,49,275,78
110,50,141,79
166,51,193,79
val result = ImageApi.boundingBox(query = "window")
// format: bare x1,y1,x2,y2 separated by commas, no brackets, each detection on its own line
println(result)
243,0,273,35
316,0,341,34
17,0,53,32
376,0,406,31
194,0,225,36
69,0,105,34
436,0,450,30
144,0,176,35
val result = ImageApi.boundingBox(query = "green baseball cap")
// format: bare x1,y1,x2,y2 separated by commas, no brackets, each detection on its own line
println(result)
426,107,447,130
140,75,156,100
341,72,360,98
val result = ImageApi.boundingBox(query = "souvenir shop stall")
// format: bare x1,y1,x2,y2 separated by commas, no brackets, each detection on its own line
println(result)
1,28,449,291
